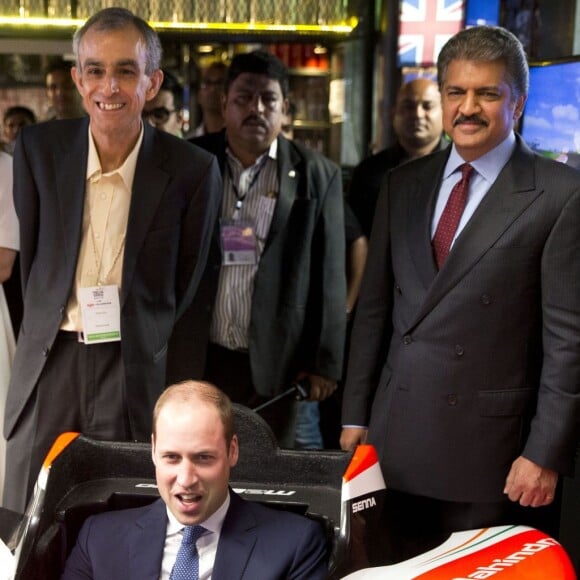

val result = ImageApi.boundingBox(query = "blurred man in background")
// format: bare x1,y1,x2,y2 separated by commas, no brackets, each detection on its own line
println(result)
45,59,85,120
349,78,447,237
1,106,36,155
142,69,184,138
191,61,227,137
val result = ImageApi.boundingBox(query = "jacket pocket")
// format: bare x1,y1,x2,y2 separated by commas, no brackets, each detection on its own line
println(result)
477,388,535,417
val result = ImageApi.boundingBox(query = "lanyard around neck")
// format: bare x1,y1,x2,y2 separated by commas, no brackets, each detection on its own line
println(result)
226,156,267,214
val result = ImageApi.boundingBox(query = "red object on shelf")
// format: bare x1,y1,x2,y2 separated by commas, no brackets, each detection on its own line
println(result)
303,44,319,69
289,44,303,68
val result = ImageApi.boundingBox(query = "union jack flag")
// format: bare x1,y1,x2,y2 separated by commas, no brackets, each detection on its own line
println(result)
398,0,465,67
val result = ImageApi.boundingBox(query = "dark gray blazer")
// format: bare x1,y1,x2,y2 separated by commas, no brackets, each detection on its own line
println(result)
61,492,329,579
343,136,580,503
168,131,346,396
5,118,222,440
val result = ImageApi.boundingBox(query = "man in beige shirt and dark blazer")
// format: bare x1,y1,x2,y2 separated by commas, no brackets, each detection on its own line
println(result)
3,7,222,512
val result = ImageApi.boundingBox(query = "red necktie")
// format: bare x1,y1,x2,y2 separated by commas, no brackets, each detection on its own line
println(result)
432,163,474,269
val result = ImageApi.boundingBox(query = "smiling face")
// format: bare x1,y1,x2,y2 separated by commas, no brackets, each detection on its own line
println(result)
71,24,161,144
223,72,287,165
441,59,526,161
152,396,238,526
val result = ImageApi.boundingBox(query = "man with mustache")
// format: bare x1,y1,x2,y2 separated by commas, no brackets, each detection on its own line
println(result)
168,51,346,446
348,78,447,238
341,25,580,561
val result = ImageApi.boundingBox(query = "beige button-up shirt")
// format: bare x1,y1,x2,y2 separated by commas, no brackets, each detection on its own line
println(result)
61,125,143,331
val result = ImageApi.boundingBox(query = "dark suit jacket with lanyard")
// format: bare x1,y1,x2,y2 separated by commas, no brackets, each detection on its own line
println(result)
5,117,222,442
168,130,346,398
343,136,580,503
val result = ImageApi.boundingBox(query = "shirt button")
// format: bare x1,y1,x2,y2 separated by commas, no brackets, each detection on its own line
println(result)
447,394,458,406
455,344,465,356
395,284,402,294
42,347,50,357
402,335,412,345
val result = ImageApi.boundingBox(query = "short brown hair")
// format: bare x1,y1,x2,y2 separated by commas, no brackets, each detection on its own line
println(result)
153,381,235,447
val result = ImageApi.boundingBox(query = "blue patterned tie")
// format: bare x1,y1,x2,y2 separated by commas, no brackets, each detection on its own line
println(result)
170,525,206,580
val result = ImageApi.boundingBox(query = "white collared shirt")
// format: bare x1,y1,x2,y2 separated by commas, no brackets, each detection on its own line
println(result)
160,493,230,580
61,125,143,331
431,132,517,248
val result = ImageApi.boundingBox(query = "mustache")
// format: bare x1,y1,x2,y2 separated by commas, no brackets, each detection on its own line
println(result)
453,115,488,127
242,115,268,128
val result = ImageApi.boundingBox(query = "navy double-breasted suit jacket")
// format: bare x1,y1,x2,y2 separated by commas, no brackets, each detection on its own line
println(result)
343,136,580,503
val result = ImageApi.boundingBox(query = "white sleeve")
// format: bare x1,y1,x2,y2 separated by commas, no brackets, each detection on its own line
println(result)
0,152,18,251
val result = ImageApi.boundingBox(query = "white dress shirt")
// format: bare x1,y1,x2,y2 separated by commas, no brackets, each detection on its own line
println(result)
160,494,230,580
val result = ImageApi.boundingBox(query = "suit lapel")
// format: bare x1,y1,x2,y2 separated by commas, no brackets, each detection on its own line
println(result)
129,499,167,580
405,153,446,289
121,125,171,306
264,137,300,253
55,118,91,283
409,139,541,330
212,491,257,580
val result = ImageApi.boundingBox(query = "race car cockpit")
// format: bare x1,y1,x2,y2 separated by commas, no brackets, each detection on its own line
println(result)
1,403,576,579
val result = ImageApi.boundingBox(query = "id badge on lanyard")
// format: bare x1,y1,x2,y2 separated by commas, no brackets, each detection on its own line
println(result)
79,284,121,344
220,218,258,265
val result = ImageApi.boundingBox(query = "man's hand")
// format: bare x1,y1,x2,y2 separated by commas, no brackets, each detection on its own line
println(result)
340,427,368,451
298,373,337,401
504,456,558,507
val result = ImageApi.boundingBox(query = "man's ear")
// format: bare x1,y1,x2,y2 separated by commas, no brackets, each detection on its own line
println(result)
229,434,239,468
514,94,527,121
145,69,163,102
151,434,157,465
71,66,83,95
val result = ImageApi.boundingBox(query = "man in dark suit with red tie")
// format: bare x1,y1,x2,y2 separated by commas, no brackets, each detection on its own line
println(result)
340,25,580,559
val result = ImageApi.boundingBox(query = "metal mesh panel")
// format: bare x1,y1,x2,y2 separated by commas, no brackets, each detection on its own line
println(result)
14,0,348,24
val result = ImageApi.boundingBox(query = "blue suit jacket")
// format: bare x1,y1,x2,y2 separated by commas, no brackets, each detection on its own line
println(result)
61,491,329,579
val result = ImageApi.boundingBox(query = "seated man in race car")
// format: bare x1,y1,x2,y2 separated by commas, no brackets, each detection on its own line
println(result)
61,380,329,579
